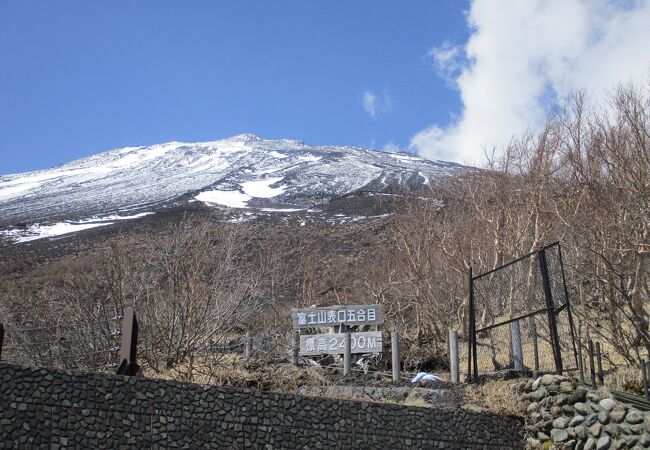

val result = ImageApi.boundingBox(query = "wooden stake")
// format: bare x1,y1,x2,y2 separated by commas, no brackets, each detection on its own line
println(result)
530,319,540,375
244,331,252,358
510,320,524,370
343,333,351,376
116,307,139,376
588,339,596,388
641,359,648,401
291,332,299,365
449,330,459,383
392,332,400,383
595,341,604,385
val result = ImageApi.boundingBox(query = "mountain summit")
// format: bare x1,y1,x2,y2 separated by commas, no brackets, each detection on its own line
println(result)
0,136,460,239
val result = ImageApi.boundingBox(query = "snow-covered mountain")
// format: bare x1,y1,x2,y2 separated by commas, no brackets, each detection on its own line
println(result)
0,134,461,240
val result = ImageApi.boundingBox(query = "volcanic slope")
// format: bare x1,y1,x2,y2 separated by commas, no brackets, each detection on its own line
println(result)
0,134,460,236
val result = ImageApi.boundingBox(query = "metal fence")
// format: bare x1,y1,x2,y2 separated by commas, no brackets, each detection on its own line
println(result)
578,338,650,407
467,242,579,382
0,307,139,376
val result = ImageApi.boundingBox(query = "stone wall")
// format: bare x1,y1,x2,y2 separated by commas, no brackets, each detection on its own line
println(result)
0,363,524,449
522,374,650,449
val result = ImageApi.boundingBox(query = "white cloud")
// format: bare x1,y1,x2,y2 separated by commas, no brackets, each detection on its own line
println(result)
411,0,650,164
426,41,464,86
382,141,403,153
363,91,379,118
362,89,392,119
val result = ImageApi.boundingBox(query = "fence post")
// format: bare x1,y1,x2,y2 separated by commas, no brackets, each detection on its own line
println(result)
539,248,563,374
577,335,584,384
588,339,596,388
0,323,4,362
468,266,478,383
641,359,648,401
595,342,604,385
530,319,540,375
392,332,400,383
244,331,252,358
291,332,299,365
510,320,524,371
116,307,139,376
645,361,650,400
343,333,351,376
557,244,581,375
645,361,650,401
449,330,459,383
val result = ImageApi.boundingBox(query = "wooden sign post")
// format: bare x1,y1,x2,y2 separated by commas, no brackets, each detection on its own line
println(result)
290,305,384,369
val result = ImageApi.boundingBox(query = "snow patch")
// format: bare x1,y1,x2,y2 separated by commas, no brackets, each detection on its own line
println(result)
260,208,304,212
195,190,251,208
388,153,421,162
0,181,42,200
110,142,180,168
241,177,285,198
195,178,285,208
0,212,155,243
7,222,114,243
299,154,322,163
77,212,155,223
256,166,283,175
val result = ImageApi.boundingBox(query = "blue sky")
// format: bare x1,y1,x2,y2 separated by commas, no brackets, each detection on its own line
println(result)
0,1,469,175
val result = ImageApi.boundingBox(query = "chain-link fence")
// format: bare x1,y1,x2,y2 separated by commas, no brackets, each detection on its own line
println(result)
0,316,124,371
467,242,578,381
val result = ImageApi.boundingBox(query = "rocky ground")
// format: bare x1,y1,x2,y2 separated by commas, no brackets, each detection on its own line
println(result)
297,379,466,409
521,374,650,449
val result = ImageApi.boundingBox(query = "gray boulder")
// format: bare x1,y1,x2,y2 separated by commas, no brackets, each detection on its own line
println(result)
560,381,575,393
526,437,541,448
569,415,585,427
530,387,548,401
574,425,588,439
583,414,598,427
552,428,570,443
569,389,588,404
554,416,571,429
527,401,539,413
625,409,643,425
598,398,616,412
555,394,570,406
598,411,610,425
590,423,602,437
541,374,558,385
609,407,626,423
603,423,619,437
563,405,576,416
596,435,611,450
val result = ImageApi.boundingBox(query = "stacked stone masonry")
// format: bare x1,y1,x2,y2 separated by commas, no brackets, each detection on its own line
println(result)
522,374,650,449
0,363,524,449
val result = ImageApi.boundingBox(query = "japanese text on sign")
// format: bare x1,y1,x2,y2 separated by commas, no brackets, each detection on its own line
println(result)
290,304,383,329
299,332,383,356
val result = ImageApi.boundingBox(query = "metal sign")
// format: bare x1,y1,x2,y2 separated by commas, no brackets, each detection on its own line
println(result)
290,304,383,329
299,332,382,356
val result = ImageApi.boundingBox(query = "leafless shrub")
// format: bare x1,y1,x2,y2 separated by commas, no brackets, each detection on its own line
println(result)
0,80,647,381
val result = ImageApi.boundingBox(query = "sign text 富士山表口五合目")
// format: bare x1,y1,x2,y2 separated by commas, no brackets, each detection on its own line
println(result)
290,305,383,329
